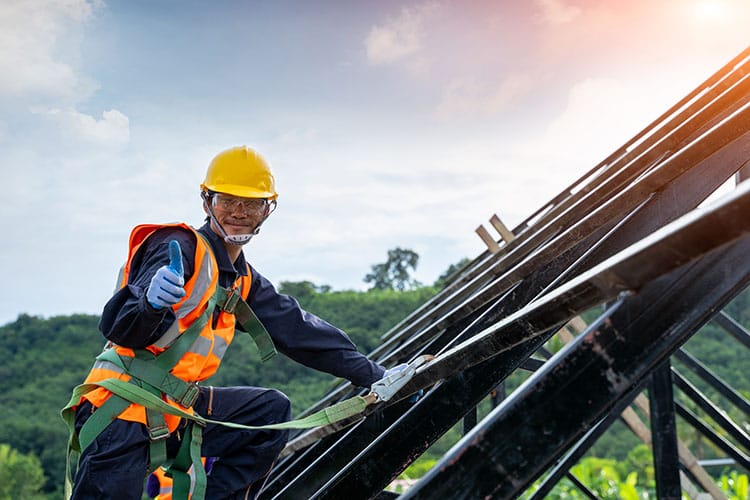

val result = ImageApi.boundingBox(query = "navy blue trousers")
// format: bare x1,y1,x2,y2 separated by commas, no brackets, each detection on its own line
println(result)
71,386,291,499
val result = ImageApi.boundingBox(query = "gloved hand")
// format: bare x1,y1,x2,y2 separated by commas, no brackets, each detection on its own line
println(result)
384,363,409,378
385,363,423,404
372,357,433,403
146,240,186,309
371,362,416,402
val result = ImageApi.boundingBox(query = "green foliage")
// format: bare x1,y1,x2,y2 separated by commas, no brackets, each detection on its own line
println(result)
399,457,438,480
364,247,422,291
433,257,471,289
277,280,330,302
0,443,47,499
720,471,749,500
523,455,639,499
518,454,747,499
0,314,103,497
679,319,750,421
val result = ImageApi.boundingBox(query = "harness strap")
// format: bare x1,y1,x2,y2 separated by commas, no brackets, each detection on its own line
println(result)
78,394,132,452
216,286,277,362
75,378,369,431
61,383,133,499
146,407,169,473
96,349,201,408
64,376,370,498
170,422,206,500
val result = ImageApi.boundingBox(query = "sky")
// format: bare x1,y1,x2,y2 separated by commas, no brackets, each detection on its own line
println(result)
1,0,749,325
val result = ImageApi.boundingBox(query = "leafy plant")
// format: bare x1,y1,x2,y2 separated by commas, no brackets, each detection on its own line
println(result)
720,471,749,500
0,443,46,499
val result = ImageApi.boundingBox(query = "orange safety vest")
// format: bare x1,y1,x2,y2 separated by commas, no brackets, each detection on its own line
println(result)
81,223,251,431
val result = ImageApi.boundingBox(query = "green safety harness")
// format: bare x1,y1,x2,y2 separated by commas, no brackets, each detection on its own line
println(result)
61,285,371,500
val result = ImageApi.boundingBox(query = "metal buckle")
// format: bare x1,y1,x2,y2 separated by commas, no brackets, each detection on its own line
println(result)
221,288,241,313
178,383,200,408
148,424,170,441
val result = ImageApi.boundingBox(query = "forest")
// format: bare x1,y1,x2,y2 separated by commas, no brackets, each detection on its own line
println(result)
0,249,748,499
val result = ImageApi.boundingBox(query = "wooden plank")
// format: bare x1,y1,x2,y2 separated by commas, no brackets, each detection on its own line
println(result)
489,214,516,244
475,225,501,253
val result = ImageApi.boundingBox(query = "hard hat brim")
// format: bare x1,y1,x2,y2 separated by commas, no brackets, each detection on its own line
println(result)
201,182,278,200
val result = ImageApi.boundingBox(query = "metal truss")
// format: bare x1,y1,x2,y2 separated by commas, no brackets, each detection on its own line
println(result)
261,46,750,500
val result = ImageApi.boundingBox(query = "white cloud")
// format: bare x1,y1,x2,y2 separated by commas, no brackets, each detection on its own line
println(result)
436,73,534,120
510,76,676,194
33,107,130,146
534,0,582,26
0,0,100,104
365,2,437,65
0,0,127,148
545,77,633,158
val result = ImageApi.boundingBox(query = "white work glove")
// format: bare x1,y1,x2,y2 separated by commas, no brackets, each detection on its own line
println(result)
146,240,186,309
371,361,421,402
386,364,424,403
384,363,409,378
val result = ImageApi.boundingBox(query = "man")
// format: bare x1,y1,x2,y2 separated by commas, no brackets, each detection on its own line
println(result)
67,146,393,499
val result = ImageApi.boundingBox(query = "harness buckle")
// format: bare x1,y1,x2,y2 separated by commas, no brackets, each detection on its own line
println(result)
178,383,201,408
221,288,241,313
148,424,171,441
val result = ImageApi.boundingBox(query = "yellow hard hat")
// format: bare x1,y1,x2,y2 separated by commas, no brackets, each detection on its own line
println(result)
200,146,278,200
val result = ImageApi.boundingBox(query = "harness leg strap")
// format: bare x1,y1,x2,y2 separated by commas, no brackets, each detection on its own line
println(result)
168,421,206,500
146,407,169,474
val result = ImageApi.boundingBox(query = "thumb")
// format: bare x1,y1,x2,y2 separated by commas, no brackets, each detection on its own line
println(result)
168,240,184,278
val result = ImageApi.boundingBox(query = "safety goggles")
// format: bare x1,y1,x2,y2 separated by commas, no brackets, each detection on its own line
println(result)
212,193,268,213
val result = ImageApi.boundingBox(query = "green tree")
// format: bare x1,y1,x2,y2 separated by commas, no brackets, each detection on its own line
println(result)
433,257,471,289
364,247,421,291
0,443,46,499
278,281,331,302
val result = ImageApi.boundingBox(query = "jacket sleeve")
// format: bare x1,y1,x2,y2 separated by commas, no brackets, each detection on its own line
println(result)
247,267,386,388
98,227,197,348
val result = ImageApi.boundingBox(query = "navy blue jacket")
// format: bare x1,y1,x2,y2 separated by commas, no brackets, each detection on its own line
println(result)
99,222,385,388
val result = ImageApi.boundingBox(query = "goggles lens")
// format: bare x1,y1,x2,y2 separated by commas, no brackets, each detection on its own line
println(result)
213,194,267,213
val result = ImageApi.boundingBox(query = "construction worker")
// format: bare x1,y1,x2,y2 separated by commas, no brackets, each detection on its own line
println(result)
67,146,395,499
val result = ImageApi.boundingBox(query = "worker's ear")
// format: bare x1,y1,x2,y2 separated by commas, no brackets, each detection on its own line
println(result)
201,191,212,215
265,199,277,216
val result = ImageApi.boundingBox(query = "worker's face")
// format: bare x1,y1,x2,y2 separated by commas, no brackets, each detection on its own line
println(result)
206,193,270,236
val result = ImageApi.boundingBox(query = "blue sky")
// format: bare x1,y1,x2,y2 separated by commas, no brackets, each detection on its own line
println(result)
1,0,748,324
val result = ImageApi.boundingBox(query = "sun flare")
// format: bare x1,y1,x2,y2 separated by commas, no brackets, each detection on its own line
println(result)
692,0,730,21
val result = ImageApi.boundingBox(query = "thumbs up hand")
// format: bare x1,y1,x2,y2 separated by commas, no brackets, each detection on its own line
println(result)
146,240,186,310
